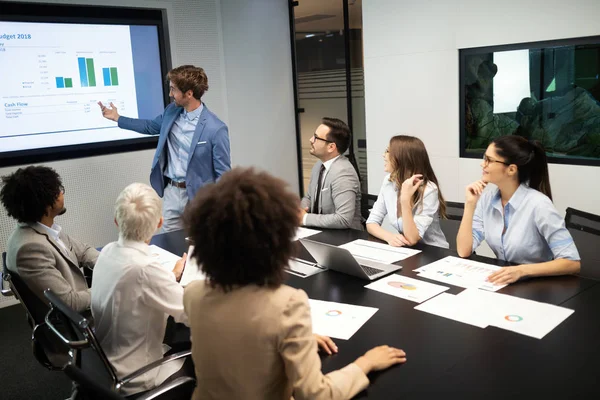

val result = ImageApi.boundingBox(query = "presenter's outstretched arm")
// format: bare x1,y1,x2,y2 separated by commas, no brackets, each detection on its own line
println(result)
98,101,120,122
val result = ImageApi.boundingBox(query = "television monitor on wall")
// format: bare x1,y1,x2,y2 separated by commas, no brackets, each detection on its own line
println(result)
459,35,600,167
0,2,172,167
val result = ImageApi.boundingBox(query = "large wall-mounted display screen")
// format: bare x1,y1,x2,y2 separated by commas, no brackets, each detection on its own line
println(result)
0,2,171,167
460,36,600,166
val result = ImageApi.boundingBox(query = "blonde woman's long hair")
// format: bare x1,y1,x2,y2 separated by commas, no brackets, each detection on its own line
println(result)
387,135,447,219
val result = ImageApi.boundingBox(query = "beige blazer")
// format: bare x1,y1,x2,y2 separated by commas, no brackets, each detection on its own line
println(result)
6,223,98,312
183,281,369,400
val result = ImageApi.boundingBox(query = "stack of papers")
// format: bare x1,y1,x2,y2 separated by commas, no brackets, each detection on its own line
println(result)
365,274,449,303
415,288,575,339
415,256,507,292
148,245,180,270
338,239,421,264
308,299,378,340
293,227,321,241
179,245,206,286
148,244,205,286
414,293,489,328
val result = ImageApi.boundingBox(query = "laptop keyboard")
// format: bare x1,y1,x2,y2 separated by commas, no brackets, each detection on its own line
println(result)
360,265,384,276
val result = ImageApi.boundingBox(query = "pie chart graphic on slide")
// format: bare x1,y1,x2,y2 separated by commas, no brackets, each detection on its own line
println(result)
504,314,523,322
387,281,417,290
326,310,342,317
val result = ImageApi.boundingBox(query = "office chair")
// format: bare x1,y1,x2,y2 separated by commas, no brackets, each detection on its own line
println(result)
439,201,465,251
2,251,71,370
1,252,13,297
43,289,196,400
565,207,600,280
360,193,378,223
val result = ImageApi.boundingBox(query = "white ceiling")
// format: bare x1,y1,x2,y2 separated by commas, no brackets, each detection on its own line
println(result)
293,0,363,33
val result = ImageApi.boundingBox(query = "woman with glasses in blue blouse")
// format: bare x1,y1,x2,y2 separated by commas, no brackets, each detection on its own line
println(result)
457,135,580,285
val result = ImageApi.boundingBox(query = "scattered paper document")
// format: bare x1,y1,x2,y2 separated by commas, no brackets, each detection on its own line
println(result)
338,239,421,264
179,245,206,286
414,293,489,328
148,245,180,271
294,227,321,241
308,299,378,340
416,256,507,291
456,289,574,339
284,257,327,278
365,274,449,303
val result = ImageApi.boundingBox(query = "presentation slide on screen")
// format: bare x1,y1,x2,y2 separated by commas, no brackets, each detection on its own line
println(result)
493,49,531,114
0,21,165,153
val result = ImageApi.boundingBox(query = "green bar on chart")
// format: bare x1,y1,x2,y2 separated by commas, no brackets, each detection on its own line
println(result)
86,58,96,87
64,78,73,88
110,67,119,86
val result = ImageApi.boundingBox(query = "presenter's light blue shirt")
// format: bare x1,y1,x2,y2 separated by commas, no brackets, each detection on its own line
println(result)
366,174,449,248
472,184,580,264
164,104,203,181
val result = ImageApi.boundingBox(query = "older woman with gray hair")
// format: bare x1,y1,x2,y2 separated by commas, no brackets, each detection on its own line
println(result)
91,183,190,395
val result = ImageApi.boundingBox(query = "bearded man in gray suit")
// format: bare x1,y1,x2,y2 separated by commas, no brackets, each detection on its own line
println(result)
299,117,363,230
1,166,98,312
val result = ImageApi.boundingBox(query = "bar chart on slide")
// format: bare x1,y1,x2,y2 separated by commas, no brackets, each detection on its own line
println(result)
102,67,119,86
0,21,139,140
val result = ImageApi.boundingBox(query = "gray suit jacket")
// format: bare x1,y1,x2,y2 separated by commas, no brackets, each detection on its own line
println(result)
301,156,363,230
6,223,99,312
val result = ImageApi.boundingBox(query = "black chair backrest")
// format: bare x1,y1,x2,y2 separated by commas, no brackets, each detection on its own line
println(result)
445,201,465,221
2,252,51,327
565,207,600,280
360,193,378,221
4,252,71,370
63,363,126,400
43,289,119,394
439,201,464,251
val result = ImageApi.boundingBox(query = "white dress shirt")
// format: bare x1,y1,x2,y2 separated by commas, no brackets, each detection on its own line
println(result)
165,103,204,181
366,174,449,248
34,222,68,252
91,237,188,395
303,155,340,225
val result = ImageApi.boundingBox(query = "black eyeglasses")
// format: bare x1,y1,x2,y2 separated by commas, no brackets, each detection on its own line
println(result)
313,133,333,143
482,154,510,166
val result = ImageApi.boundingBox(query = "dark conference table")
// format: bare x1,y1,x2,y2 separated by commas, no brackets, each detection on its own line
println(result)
151,228,600,398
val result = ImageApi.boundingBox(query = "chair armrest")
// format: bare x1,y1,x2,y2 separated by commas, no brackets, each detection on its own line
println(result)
136,376,196,400
116,350,192,390
1,252,13,296
1,283,13,297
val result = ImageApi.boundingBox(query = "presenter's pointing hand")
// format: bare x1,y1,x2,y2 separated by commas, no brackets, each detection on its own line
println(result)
98,101,120,122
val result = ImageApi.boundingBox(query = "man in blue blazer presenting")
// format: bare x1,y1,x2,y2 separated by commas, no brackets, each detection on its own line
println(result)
99,65,231,232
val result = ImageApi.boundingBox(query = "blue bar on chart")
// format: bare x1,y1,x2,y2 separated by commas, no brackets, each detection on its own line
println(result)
103,68,111,86
56,77,65,88
78,57,88,87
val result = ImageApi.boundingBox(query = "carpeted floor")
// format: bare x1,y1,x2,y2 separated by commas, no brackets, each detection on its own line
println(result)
0,304,72,400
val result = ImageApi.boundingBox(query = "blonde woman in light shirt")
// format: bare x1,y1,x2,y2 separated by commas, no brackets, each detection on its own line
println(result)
367,135,449,248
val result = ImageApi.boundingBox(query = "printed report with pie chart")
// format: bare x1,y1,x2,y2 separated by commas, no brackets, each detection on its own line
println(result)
365,274,449,303
455,289,575,339
308,299,378,340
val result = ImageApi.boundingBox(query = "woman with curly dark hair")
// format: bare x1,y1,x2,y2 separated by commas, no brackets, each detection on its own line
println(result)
183,167,406,400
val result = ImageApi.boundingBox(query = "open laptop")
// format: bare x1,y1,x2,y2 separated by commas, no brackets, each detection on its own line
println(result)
299,239,402,280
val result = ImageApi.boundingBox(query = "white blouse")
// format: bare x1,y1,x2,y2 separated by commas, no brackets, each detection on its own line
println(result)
366,174,449,248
